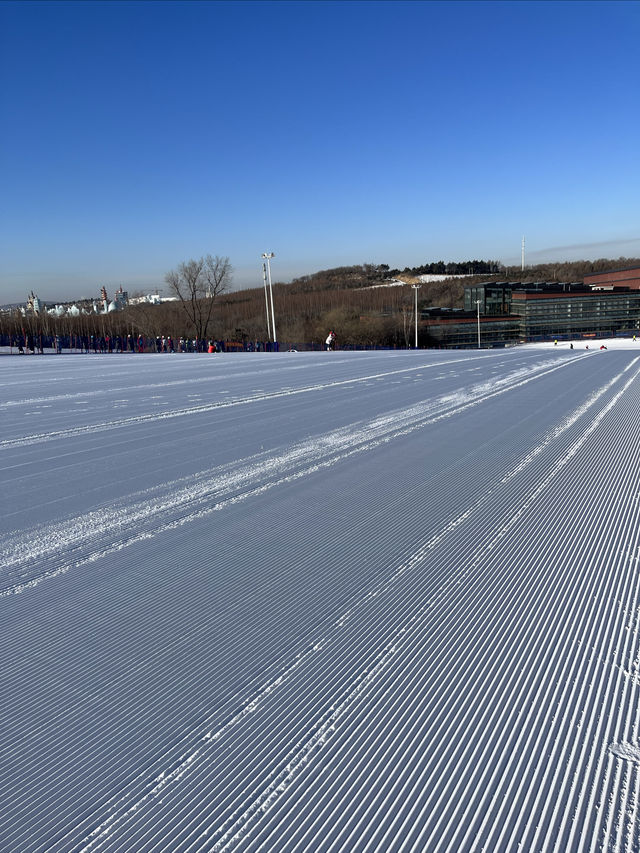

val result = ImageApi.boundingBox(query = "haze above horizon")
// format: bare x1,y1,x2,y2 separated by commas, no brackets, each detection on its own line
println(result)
1,0,638,304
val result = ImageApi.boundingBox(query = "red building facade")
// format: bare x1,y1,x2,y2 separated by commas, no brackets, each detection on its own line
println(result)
584,267,640,290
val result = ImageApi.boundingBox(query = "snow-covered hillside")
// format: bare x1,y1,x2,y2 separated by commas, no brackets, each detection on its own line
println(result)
417,273,475,283
1,345,640,852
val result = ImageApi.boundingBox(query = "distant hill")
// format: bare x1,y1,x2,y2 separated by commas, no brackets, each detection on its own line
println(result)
4,257,638,349
286,260,500,293
281,256,640,299
287,264,391,292
501,257,640,283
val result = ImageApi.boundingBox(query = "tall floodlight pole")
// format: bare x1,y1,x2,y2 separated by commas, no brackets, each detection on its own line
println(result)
412,284,420,349
476,300,481,349
262,252,276,343
261,262,272,340
521,235,525,272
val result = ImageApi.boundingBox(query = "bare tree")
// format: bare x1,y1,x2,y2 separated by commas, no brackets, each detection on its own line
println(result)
165,254,232,342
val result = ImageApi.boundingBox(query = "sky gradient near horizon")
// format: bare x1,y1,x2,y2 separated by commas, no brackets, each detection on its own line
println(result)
1,0,639,304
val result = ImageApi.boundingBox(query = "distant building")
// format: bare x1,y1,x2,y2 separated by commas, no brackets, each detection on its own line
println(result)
46,302,87,317
509,287,640,341
583,266,640,290
26,291,42,314
422,276,640,347
421,308,519,348
128,290,179,306
464,281,590,315
130,293,161,305
95,285,129,313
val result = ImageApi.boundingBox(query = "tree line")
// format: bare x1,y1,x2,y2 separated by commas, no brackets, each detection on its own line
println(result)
3,256,637,351
393,259,503,276
502,257,640,283
0,277,446,350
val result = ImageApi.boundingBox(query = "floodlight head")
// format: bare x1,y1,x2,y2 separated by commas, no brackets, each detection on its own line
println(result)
262,252,275,260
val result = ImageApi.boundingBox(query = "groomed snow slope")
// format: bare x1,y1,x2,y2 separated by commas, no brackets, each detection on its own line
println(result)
1,345,640,852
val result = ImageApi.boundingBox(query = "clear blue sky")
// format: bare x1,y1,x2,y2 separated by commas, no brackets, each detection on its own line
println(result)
1,0,638,303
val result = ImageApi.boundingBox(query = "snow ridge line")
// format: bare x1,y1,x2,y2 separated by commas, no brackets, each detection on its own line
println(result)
501,356,640,483
205,639,403,852
1,375,219,408
0,357,355,407
74,635,334,853
276,438,639,853
73,535,446,853
0,356,582,594
61,361,636,852
424,373,640,853
230,363,640,853
0,353,575,450
0,423,502,596
472,363,640,581
0,351,493,400
185,364,640,852
0,360,459,447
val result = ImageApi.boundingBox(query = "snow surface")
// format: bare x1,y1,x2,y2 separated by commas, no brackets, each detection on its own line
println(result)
523,337,638,352
417,274,475,283
2,343,640,852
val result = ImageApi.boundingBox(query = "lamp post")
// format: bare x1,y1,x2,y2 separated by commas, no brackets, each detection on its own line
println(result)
475,299,481,349
261,262,272,340
261,252,276,344
412,284,420,349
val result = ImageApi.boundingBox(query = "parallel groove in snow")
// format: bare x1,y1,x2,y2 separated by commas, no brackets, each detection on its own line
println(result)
2,349,639,853
63,362,640,848
234,376,640,852
0,353,583,596
0,353,510,450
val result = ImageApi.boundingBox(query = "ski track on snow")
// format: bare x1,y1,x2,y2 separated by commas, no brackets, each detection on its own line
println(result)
48,357,640,852
0,359,353,408
0,353,569,451
1,354,585,596
4,350,640,853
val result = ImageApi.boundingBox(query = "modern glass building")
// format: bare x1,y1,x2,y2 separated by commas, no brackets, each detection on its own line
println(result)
422,308,520,348
431,281,640,347
464,282,589,315
464,282,516,315
509,289,640,340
